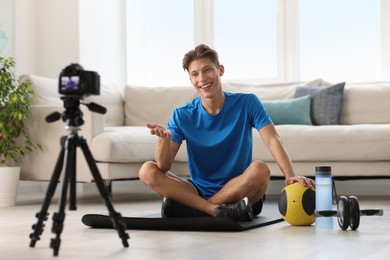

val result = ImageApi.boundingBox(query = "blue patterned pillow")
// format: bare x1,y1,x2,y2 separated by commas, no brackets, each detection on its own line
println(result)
262,95,312,125
295,82,345,125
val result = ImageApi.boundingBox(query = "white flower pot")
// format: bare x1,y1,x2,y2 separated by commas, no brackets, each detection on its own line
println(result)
0,167,20,207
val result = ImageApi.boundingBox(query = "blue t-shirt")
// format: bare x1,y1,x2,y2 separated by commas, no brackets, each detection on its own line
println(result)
167,92,271,198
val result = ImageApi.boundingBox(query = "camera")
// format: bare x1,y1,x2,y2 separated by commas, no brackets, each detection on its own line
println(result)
59,63,100,96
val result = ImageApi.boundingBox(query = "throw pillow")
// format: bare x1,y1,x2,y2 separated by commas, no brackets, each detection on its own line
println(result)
262,95,312,125
294,82,345,125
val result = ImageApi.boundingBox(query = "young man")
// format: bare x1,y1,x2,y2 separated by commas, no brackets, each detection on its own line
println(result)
139,44,315,221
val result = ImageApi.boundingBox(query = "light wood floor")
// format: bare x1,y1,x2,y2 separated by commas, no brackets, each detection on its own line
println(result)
1,185,389,259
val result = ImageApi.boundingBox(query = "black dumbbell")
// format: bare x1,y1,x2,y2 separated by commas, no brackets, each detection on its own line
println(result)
315,195,384,230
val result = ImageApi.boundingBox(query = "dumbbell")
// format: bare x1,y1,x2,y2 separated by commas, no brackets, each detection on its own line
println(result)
315,195,384,230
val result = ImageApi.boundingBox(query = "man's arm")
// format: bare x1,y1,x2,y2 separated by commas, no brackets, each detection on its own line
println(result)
147,123,180,172
258,123,314,187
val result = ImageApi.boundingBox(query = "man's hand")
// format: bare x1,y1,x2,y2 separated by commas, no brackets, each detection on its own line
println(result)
285,175,315,189
146,123,172,140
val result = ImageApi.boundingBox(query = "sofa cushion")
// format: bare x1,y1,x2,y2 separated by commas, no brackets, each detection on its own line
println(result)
85,85,124,126
91,126,157,163
339,82,390,124
159,124,390,164
253,124,390,162
224,82,299,100
223,78,330,100
123,79,330,127
124,85,198,126
262,95,312,125
19,74,62,105
295,82,345,125
19,74,124,126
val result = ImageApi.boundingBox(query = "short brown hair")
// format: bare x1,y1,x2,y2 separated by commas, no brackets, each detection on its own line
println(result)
182,44,220,71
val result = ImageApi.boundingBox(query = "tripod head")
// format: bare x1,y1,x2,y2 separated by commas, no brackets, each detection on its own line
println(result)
46,95,106,132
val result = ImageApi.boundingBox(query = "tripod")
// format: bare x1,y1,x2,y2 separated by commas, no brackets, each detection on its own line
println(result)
29,96,129,256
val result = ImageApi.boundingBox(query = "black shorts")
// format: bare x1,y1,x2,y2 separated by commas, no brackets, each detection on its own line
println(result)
188,179,206,198
188,179,264,216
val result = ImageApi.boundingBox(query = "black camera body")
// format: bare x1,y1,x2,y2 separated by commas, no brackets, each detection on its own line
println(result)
59,63,100,96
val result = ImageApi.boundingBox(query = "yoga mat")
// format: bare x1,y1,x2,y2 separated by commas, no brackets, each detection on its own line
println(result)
81,202,283,232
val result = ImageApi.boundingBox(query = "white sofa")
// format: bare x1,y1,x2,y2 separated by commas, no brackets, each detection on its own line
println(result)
19,75,390,185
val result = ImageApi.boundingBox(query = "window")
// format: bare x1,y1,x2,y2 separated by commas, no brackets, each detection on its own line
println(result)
214,0,277,82
125,0,385,86
300,0,381,81
125,0,193,86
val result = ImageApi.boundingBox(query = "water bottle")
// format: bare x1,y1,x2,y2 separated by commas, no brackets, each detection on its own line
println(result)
315,166,333,229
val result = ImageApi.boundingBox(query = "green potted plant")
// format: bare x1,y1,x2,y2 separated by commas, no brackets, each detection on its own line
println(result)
0,55,40,207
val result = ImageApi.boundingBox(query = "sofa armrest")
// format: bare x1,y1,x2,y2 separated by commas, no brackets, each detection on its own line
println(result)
20,105,105,181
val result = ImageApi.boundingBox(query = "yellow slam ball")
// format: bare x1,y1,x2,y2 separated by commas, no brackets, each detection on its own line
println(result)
278,182,316,226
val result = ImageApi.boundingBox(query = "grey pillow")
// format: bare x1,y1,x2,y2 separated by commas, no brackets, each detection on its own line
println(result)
294,82,345,125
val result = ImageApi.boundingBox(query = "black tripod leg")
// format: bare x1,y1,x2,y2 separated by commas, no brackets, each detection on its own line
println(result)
78,138,129,247
50,136,75,256
69,143,77,211
29,142,66,248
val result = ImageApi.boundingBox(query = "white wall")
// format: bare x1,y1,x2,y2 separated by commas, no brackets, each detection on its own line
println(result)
0,0,15,56
14,0,125,85
14,0,37,75
14,0,79,77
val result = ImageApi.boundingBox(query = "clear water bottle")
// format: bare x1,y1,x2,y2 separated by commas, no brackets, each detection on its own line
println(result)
315,166,333,229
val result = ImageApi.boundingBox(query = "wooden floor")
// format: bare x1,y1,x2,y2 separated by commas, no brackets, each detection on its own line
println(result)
1,187,389,259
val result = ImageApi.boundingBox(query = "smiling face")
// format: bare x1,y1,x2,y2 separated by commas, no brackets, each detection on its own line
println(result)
188,57,225,100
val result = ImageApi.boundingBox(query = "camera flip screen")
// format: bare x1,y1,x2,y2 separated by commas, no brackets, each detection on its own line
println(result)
60,76,80,92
